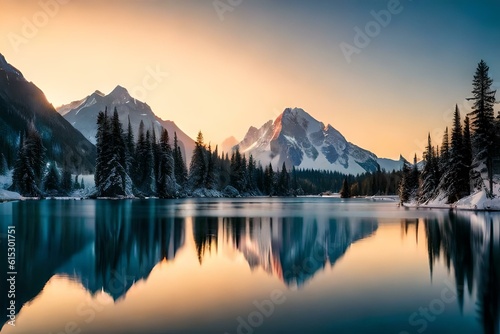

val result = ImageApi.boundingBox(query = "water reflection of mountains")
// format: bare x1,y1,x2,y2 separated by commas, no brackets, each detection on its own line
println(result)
403,212,500,334
0,200,378,329
195,216,378,288
2,200,499,334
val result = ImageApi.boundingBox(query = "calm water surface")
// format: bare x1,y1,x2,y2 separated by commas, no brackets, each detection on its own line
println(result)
0,198,499,334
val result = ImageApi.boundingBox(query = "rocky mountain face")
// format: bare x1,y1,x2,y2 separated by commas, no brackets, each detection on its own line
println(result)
0,54,96,173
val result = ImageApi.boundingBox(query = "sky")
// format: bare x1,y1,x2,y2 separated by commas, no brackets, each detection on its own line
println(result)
1,0,499,160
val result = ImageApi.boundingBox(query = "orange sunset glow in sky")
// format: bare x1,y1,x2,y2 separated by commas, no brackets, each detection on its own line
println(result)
1,0,499,160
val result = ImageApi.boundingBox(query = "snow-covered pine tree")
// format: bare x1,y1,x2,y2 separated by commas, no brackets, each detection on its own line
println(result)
399,157,418,203
469,60,496,195
100,108,132,196
94,108,133,197
419,134,439,203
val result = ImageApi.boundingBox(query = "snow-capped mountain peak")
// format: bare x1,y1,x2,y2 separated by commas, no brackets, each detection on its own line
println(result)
56,86,195,163
238,107,402,174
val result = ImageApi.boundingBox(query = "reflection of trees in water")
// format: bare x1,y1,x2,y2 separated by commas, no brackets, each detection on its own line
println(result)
1,201,92,331
204,216,378,288
193,216,218,264
413,212,500,334
94,201,185,300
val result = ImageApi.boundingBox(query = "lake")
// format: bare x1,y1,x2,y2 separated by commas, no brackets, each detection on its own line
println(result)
0,198,499,334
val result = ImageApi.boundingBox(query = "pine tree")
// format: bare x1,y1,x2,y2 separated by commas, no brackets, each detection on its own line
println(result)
469,60,496,195
419,134,438,203
230,147,248,192
61,167,73,194
157,128,175,198
340,177,350,198
95,108,110,193
463,116,473,182
125,116,135,179
43,162,60,195
446,105,467,202
439,127,450,171
151,126,160,194
247,154,256,191
0,153,7,175
399,157,419,203
94,108,133,196
74,175,80,190
12,122,46,197
205,144,218,189
277,162,290,196
134,122,154,195
189,131,207,189
173,132,188,187
102,108,132,196
263,163,274,195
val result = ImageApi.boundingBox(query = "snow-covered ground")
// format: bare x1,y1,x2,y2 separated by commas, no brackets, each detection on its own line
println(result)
0,171,22,200
404,182,500,211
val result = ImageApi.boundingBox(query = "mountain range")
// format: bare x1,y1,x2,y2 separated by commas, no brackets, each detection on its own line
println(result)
0,54,403,176
56,85,195,164
237,108,403,174
0,54,95,173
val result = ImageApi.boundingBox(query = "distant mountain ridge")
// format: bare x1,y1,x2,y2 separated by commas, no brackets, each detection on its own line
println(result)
237,107,403,174
0,54,96,173
56,86,195,163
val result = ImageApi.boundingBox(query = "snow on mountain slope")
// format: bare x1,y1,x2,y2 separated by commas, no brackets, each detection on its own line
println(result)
377,156,405,172
237,108,402,174
56,86,195,164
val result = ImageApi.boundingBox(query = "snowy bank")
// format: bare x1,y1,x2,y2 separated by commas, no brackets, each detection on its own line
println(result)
404,188,500,211
0,189,22,201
